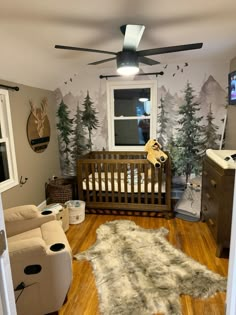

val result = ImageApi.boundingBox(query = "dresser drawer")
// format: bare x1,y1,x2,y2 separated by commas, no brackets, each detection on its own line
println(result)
202,161,221,197
201,199,218,239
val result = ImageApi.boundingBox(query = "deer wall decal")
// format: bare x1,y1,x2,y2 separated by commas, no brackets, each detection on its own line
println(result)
29,98,48,138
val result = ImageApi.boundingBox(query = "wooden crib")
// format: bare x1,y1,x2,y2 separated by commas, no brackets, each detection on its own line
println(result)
77,151,172,218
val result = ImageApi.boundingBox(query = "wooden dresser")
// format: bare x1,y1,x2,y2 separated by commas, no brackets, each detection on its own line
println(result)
201,155,234,257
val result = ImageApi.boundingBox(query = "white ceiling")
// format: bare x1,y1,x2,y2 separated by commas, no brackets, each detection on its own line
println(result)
1,0,236,90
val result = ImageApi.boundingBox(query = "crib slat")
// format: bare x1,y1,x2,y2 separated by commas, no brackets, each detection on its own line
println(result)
144,164,149,204
165,156,172,209
77,161,83,201
85,163,90,202
117,163,122,203
137,163,142,204
111,163,115,203
151,166,155,204
97,163,103,202
124,165,128,203
104,163,109,202
130,163,135,204
158,165,163,205
91,163,96,202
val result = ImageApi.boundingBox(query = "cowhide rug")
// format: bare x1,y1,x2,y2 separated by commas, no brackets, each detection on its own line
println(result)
74,220,227,315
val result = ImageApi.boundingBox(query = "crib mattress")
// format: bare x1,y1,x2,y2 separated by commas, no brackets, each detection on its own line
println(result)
82,172,166,193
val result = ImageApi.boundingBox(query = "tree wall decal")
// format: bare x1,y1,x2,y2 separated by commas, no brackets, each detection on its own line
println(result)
71,105,88,172
56,100,74,173
156,96,168,148
82,91,99,152
199,104,219,155
174,82,203,183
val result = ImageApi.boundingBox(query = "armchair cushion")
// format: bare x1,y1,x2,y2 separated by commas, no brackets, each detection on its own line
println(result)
8,237,46,258
8,220,71,253
4,205,39,221
4,205,56,237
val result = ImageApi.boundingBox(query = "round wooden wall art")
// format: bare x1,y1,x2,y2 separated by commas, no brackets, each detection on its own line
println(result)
27,98,51,153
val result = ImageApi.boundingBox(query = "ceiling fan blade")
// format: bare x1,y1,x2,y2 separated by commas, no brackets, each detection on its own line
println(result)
88,57,117,65
138,56,160,66
55,45,117,56
137,43,203,57
122,24,145,51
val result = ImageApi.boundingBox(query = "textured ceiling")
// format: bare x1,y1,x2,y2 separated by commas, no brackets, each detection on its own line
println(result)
0,0,236,90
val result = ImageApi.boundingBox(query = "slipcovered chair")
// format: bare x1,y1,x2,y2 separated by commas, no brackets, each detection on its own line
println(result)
4,205,73,315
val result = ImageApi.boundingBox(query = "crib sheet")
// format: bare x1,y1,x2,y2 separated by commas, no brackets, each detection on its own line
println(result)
82,172,166,193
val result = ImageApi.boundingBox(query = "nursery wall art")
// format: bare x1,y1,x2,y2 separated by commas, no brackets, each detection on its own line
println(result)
54,61,228,179
27,98,50,153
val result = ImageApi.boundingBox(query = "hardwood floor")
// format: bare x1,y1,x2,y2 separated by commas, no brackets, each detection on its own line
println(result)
59,214,228,315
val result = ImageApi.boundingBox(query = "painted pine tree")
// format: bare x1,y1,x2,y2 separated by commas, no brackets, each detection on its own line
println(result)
82,91,99,151
156,96,168,148
163,91,177,141
99,115,108,149
56,100,74,173
71,105,88,172
175,82,203,183
199,104,219,156
166,133,179,175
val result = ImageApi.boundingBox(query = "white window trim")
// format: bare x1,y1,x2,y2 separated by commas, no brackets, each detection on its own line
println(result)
107,79,157,151
0,89,18,192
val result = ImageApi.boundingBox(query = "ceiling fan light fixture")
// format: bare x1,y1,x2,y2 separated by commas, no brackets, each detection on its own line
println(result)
116,51,139,76
139,89,149,102
117,65,139,76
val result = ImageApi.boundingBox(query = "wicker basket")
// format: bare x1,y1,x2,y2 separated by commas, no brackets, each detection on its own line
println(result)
45,178,73,205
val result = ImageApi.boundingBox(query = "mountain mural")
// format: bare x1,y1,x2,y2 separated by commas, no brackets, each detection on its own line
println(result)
156,75,227,149
155,75,227,183
198,75,227,128
54,73,227,178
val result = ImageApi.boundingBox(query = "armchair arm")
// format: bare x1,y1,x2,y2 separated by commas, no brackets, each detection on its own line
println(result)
8,236,72,268
8,237,47,258
8,236,72,295
4,205,56,237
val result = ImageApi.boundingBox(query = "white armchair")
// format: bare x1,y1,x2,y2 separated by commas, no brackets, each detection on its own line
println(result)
4,205,73,315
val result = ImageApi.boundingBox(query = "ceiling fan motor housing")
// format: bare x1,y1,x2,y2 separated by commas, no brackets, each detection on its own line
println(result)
116,51,139,68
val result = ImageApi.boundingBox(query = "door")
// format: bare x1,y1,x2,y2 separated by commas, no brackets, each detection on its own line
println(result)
0,194,17,315
226,170,236,314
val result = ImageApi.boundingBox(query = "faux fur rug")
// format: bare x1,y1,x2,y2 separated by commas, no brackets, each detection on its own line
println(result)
74,220,227,315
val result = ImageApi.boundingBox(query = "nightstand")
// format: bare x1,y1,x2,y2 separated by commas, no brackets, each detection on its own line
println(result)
56,207,69,232
42,204,69,232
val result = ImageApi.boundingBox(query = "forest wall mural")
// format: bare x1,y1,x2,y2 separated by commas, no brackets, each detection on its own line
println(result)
55,61,229,183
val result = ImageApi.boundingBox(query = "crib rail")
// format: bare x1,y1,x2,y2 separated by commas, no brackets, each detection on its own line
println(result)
77,151,172,217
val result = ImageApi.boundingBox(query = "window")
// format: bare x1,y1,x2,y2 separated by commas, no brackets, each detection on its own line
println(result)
107,80,157,151
0,89,18,192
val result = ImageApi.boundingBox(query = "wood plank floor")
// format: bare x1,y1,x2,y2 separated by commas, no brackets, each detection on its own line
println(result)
59,214,229,315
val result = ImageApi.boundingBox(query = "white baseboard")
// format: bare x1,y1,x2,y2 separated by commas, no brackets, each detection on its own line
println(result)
37,200,47,211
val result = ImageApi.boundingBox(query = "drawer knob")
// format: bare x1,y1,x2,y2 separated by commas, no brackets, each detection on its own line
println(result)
203,206,208,212
210,179,217,188
206,193,211,200
203,171,208,176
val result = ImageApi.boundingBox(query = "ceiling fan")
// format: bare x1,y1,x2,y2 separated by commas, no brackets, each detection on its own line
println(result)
55,24,203,76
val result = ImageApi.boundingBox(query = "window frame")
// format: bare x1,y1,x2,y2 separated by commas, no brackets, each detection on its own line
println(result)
0,89,18,192
107,79,157,151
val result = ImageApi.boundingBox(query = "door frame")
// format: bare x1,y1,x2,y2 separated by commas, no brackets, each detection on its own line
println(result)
226,170,236,314
0,194,17,314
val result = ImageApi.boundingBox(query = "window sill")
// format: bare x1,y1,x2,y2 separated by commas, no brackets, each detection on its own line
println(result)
0,179,19,193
